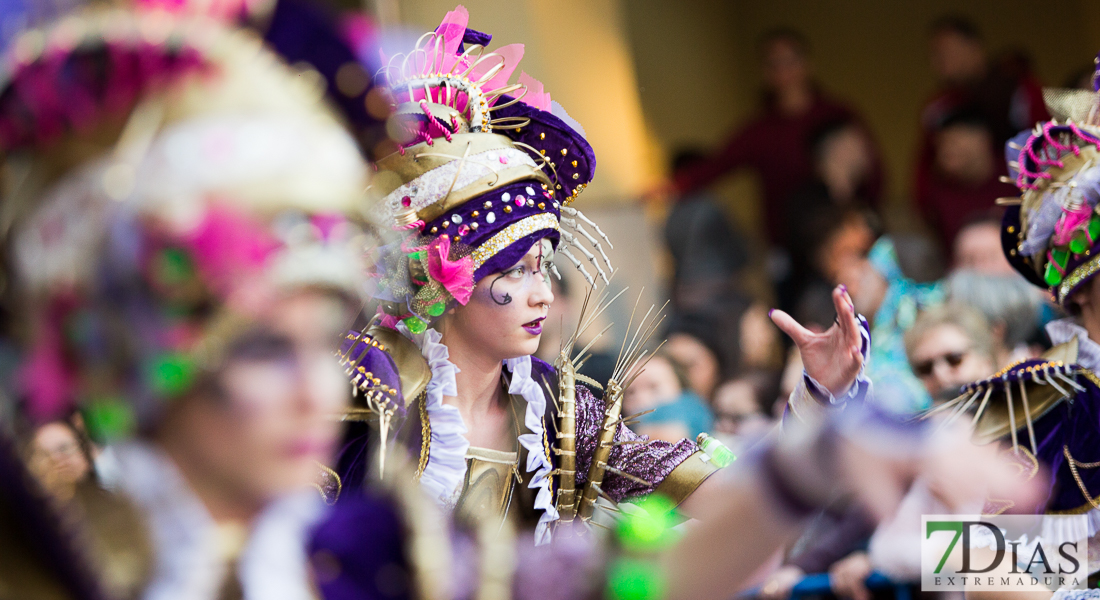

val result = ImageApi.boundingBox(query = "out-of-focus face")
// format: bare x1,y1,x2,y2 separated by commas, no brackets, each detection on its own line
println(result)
665,333,719,400
819,127,873,202
935,124,994,185
711,380,770,437
28,422,91,498
163,290,351,508
909,323,995,400
762,38,809,92
821,215,878,312
953,222,1013,274
444,239,554,362
623,356,682,415
929,31,985,84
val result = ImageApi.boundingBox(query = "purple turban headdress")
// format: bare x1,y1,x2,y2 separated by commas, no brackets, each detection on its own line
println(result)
364,5,612,333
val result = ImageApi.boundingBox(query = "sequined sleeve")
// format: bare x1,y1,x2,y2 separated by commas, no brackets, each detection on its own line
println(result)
572,384,713,504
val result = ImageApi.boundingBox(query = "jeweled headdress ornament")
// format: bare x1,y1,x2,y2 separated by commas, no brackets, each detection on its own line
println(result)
1002,54,1100,305
365,5,613,334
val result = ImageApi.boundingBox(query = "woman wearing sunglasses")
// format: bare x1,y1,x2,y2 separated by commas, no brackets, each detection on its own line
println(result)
904,303,997,403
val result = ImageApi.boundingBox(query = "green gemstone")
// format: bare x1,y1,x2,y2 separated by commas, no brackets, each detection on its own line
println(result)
403,316,427,334
146,353,195,398
1045,262,1064,286
617,494,678,552
1052,247,1070,267
157,247,195,284
427,300,446,317
1090,215,1100,241
607,559,667,600
1070,231,1089,255
82,396,135,443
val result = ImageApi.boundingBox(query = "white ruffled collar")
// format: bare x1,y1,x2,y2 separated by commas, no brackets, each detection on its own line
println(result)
111,442,323,600
1046,318,1100,373
398,324,559,544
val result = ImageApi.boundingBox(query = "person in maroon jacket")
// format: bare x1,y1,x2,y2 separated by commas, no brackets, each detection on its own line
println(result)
914,16,1048,249
672,29,884,247
917,107,1018,252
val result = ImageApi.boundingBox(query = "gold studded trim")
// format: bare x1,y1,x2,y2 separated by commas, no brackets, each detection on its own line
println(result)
470,213,559,269
415,391,430,480
1061,445,1100,512
1058,252,1100,303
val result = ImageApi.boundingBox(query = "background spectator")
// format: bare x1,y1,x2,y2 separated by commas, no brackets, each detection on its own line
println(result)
664,322,725,402
915,16,1047,249
947,270,1046,367
24,417,95,503
623,353,713,442
843,237,947,414
785,205,878,327
917,107,1017,251
951,212,1015,274
904,303,998,402
672,28,883,247
665,150,751,312
787,118,879,218
710,370,779,451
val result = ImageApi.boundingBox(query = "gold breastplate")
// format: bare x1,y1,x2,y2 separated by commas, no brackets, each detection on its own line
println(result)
453,446,520,525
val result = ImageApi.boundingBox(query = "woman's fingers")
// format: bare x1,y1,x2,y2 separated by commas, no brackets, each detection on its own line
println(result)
832,286,861,351
769,309,813,347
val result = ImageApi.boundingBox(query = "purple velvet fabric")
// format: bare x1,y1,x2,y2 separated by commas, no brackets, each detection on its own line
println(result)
421,180,561,281
336,331,406,492
459,27,493,51
959,360,1100,513
1021,375,1100,513
339,331,406,411
308,490,414,600
572,384,698,500
308,490,606,600
262,0,383,141
489,96,597,202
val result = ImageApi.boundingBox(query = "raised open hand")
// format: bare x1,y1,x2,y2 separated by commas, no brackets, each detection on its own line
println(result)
769,285,862,397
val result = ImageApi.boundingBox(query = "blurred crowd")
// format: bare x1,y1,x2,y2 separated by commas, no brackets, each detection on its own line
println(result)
0,3,1087,600
524,15,1079,599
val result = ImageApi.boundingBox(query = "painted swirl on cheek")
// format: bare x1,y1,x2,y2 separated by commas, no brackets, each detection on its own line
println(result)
489,273,512,306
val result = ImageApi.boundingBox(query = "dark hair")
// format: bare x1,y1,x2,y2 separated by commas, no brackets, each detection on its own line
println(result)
758,28,810,57
935,105,992,133
789,205,878,273
720,369,782,415
670,148,708,175
664,310,734,378
808,117,861,162
929,15,982,42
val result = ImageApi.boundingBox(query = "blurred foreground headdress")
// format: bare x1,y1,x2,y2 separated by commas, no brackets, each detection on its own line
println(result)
364,5,612,334
5,6,370,427
1002,54,1100,306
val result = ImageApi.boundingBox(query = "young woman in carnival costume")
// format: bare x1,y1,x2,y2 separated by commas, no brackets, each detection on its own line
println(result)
0,6,370,598
328,3,887,542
